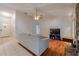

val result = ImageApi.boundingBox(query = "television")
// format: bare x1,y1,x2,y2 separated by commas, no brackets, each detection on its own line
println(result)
50,28,61,40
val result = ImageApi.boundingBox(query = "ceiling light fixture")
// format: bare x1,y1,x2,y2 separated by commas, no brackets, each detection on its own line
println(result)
34,8,39,20
33,8,43,20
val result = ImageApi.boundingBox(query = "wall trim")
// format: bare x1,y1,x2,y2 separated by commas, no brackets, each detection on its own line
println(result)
18,43,37,56
40,48,48,56
18,42,48,56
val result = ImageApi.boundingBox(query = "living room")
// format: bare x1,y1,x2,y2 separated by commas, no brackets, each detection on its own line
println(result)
0,3,79,56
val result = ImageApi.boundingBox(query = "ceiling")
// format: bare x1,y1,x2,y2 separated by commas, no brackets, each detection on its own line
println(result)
0,3,76,18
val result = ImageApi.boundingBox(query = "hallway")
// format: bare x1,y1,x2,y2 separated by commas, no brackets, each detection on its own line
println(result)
0,37,32,56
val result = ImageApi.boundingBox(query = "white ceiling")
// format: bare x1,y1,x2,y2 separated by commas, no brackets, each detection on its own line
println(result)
0,3,76,18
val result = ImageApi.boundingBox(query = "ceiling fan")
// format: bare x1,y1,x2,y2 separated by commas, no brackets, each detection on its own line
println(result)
33,8,44,20
24,8,44,20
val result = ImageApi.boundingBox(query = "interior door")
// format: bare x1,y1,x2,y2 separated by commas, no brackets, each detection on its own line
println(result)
0,16,11,37
0,19,3,37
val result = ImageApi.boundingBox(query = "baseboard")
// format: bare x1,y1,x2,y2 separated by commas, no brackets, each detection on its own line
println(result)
18,42,48,56
0,36,10,38
40,48,48,56
18,43,37,56
62,38,73,43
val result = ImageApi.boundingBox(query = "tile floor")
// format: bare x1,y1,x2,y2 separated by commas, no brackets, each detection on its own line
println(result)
0,37,32,56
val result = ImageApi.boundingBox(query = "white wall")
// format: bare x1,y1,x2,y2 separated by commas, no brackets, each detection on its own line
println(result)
39,16,74,39
15,11,35,35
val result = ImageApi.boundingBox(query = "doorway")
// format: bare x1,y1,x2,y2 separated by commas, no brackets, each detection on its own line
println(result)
0,16,12,38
